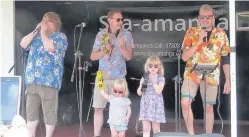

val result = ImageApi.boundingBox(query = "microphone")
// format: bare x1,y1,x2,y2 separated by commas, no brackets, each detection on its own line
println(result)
201,24,207,30
76,22,86,27
141,72,149,92
201,24,207,42
190,63,198,73
34,26,41,33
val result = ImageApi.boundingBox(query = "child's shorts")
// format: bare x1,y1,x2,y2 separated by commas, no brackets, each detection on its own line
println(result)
109,124,128,131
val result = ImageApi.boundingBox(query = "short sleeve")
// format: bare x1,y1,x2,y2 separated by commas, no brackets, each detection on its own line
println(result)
92,32,102,50
109,95,115,102
181,28,193,50
51,32,68,54
221,32,230,56
125,98,131,106
158,76,165,85
125,31,134,48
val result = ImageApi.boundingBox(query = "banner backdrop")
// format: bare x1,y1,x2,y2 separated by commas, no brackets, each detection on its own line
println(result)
15,1,235,121
96,5,229,78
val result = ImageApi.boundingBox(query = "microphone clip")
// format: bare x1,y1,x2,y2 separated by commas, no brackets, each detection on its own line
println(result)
76,22,86,27
84,61,92,72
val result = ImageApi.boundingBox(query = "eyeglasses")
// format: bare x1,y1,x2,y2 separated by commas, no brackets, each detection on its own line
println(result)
148,64,159,69
111,18,124,22
198,15,213,20
113,90,124,94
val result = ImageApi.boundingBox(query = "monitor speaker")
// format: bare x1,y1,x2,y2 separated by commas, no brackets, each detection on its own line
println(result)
236,11,249,31
153,132,189,137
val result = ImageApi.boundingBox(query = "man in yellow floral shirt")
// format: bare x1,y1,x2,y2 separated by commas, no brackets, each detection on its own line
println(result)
181,4,231,135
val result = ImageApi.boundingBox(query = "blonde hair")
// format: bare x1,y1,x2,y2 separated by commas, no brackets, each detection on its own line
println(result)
112,78,129,97
199,4,214,15
43,12,62,31
107,10,122,18
144,55,164,75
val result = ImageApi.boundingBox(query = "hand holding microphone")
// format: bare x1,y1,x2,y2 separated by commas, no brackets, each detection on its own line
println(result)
141,73,149,93
200,24,208,43
33,21,48,34
33,23,41,34
40,21,48,34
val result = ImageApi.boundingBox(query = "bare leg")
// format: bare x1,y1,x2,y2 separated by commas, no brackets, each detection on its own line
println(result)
27,120,38,137
152,122,160,133
142,120,151,137
45,124,55,137
205,104,214,133
94,108,104,136
118,131,126,137
110,127,118,137
181,98,194,135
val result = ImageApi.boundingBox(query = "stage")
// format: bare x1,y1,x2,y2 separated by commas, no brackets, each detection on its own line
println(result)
36,120,249,137
34,94,248,137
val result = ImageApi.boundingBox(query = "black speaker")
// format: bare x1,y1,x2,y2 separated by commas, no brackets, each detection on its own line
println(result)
57,93,79,126
57,104,78,125
153,132,225,137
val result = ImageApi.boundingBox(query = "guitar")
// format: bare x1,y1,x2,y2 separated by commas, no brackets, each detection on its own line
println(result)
96,70,104,90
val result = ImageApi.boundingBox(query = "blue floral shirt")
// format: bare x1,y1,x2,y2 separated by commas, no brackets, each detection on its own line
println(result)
93,29,134,79
24,32,68,90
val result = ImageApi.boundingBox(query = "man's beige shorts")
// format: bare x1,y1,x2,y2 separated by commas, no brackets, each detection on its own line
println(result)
26,84,58,125
92,78,116,108
181,79,218,104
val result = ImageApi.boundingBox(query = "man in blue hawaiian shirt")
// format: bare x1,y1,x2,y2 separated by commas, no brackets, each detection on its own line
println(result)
90,10,134,137
20,12,68,137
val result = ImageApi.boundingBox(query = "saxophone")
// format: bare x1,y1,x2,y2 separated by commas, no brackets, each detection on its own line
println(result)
101,34,111,54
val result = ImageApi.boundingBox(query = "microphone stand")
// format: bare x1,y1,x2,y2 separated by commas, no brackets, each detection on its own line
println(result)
190,63,218,133
172,48,182,132
8,45,29,74
9,30,38,73
8,34,31,117
70,26,86,137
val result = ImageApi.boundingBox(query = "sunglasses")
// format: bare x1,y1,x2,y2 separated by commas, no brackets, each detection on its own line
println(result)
111,18,124,22
198,15,213,20
113,90,124,94
148,64,159,69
